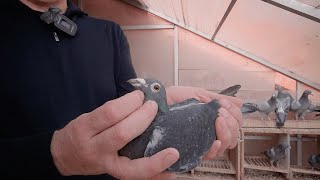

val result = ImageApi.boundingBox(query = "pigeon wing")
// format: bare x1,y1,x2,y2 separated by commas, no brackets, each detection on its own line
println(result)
144,102,219,173
219,85,241,97
257,101,271,113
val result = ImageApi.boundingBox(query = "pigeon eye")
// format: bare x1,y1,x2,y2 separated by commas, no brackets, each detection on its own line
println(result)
151,83,161,92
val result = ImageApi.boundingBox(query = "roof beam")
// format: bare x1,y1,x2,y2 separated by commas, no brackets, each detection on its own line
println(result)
211,0,237,40
261,0,320,23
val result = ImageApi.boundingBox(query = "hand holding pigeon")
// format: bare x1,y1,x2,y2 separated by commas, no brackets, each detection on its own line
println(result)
165,85,243,157
119,78,243,173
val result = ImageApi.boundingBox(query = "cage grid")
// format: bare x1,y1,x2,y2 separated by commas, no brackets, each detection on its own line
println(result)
290,165,320,175
195,158,236,174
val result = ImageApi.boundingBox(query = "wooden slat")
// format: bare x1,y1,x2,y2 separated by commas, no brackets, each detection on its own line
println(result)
195,166,236,174
242,127,320,135
290,166,320,175
244,156,289,173
195,159,236,174
243,119,320,129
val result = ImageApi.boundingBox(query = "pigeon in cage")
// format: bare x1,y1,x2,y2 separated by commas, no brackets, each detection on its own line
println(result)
308,154,320,170
274,86,294,128
263,143,290,168
291,90,320,120
118,78,240,173
240,92,277,121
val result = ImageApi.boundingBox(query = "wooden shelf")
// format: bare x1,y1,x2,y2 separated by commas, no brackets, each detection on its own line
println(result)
244,156,289,173
242,119,320,135
195,158,236,174
290,165,320,176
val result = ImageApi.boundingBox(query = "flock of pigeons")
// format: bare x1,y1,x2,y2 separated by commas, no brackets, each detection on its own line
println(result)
241,86,320,127
239,86,320,169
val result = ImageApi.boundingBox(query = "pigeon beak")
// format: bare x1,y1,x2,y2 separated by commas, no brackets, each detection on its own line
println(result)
127,78,147,88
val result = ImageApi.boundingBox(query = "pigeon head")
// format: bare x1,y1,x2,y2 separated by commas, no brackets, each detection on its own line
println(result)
269,92,277,102
276,86,283,92
272,93,277,98
278,143,290,150
303,90,313,96
127,78,168,113
276,86,285,97
275,108,287,127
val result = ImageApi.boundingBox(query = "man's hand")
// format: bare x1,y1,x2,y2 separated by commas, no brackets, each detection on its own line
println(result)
50,90,179,180
166,86,243,159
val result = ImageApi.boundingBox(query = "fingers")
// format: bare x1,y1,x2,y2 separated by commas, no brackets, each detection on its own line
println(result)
114,148,179,180
219,99,244,128
151,172,176,180
215,115,232,156
203,140,221,160
94,100,158,151
217,108,239,156
80,90,144,137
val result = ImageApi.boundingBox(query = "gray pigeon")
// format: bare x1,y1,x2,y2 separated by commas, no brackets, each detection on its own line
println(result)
263,143,290,167
291,90,320,120
309,154,320,169
241,93,277,121
218,85,241,97
118,78,237,173
275,86,294,127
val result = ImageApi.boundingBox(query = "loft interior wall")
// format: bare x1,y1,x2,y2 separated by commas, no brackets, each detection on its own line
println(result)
216,0,320,86
137,0,232,36
81,0,320,120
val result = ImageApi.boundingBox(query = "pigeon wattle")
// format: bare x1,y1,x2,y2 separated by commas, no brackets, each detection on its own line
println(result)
263,143,290,167
118,78,239,173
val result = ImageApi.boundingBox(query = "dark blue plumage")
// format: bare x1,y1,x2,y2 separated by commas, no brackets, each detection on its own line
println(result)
118,78,221,173
263,143,290,167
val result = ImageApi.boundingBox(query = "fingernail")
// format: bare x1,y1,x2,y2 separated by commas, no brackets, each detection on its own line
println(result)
219,108,229,118
165,153,179,166
220,99,231,109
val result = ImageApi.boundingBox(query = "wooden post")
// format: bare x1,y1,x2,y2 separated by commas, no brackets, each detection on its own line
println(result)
279,134,291,179
230,130,241,180
240,129,245,180
296,82,302,166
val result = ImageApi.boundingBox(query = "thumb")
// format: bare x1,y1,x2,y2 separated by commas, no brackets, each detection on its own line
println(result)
116,148,179,179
